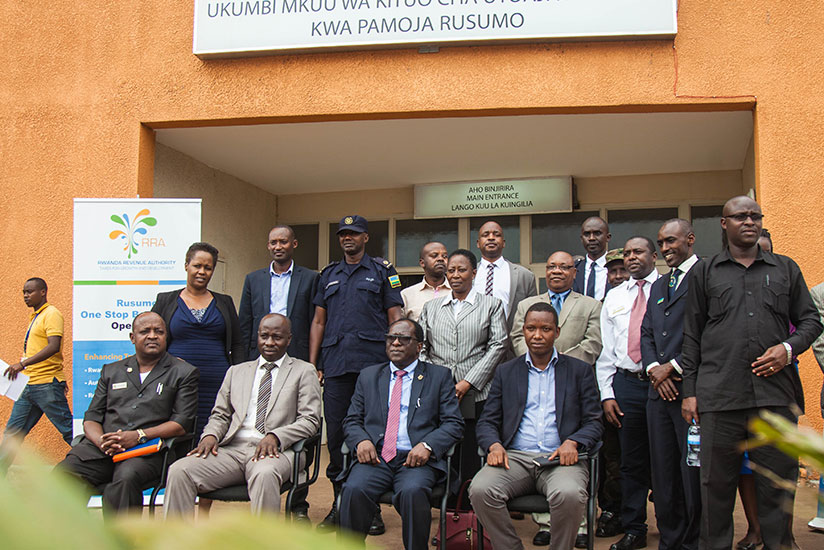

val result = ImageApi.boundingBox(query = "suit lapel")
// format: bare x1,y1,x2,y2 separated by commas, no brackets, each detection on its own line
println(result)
124,356,142,391
515,358,529,422
507,261,518,313
558,293,576,327
286,267,300,316
235,361,256,423
379,363,391,421
667,276,689,307
554,356,567,426
267,355,292,416
455,297,480,325
262,267,272,315
137,353,173,391
407,362,426,426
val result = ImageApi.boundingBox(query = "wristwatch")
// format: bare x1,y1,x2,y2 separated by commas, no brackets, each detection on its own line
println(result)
136,429,148,444
421,441,433,453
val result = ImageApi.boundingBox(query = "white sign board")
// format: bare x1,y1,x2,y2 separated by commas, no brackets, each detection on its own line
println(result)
72,199,201,434
415,177,572,218
194,0,677,57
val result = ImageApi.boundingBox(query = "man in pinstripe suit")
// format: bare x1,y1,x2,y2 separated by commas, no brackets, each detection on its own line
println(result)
419,248,508,483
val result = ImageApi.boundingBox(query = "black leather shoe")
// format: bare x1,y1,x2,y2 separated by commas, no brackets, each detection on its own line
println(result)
609,533,647,550
293,509,311,525
316,506,337,533
368,508,386,536
575,533,588,548
597,512,624,538
532,530,551,546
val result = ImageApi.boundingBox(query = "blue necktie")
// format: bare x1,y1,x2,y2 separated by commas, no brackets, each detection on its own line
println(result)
550,293,562,315
586,261,597,298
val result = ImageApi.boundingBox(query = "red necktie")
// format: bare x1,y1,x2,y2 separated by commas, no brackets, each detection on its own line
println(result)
381,369,407,463
627,280,647,364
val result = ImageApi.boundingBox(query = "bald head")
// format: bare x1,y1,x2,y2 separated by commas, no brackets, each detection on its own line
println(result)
130,312,167,360
721,196,763,250
133,311,165,331
257,313,292,362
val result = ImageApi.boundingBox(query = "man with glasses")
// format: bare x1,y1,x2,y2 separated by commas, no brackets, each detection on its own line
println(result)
510,251,603,546
681,196,822,550
338,319,464,550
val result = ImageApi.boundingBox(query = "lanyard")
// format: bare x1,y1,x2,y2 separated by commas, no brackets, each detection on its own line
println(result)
23,310,43,355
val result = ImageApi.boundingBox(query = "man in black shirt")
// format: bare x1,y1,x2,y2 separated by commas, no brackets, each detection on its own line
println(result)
681,196,822,550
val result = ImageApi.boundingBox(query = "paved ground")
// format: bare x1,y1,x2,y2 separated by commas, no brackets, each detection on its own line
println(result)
195,446,824,549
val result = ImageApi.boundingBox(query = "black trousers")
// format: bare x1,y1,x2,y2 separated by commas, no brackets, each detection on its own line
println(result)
458,400,485,488
598,419,623,515
339,451,439,550
57,449,165,516
323,373,360,489
613,371,651,536
700,407,797,550
647,396,700,550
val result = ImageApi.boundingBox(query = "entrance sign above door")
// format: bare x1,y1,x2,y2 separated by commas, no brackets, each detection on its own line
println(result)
414,177,572,219
193,0,677,58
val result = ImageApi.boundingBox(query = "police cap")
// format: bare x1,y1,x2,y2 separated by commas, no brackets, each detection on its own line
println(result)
337,215,368,234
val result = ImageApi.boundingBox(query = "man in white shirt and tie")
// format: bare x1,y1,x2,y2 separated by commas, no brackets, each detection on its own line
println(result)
573,217,612,301
596,237,659,550
473,220,537,333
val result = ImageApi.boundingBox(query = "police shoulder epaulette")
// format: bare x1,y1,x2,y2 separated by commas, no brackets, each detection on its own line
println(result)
372,256,393,269
321,260,340,272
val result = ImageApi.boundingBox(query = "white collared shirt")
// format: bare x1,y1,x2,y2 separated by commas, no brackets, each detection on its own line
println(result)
235,354,286,442
583,253,608,301
450,288,478,319
473,256,512,317
595,269,660,401
644,254,699,374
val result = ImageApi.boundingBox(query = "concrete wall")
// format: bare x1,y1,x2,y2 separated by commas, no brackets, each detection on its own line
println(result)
153,143,276,304
3,2,824,459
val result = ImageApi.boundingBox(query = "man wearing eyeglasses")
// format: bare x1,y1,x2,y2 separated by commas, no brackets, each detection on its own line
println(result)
338,318,464,550
509,250,603,546
681,196,823,550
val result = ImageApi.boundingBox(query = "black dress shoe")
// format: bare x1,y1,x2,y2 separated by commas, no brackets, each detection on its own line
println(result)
293,509,311,525
532,530,551,546
368,508,386,536
609,533,647,550
597,512,624,538
575,533,588,548
316,506,338,533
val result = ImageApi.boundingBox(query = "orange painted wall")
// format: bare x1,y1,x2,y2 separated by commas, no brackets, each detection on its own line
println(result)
2,2,823,462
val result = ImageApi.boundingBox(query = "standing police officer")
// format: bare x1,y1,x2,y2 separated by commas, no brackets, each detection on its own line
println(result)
310,215,404,533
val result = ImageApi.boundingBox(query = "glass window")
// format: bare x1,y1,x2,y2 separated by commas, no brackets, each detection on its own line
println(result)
531,211,600,264
399,274,423,290
607,208,679,251
291,224,319,271
328,220,389,263
469,215,520,264
691,205,724,258
395,218,459,267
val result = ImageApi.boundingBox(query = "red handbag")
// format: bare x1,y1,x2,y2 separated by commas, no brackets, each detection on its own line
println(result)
433,480,494,550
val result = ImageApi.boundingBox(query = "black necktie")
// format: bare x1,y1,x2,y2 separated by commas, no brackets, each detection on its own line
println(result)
668,269,681,299
586,261,597,298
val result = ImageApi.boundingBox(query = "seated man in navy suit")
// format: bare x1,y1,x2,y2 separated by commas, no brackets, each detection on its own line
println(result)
470,302,603,550
338,319,464,550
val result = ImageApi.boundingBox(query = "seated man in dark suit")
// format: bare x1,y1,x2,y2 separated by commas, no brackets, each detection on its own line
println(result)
470,302,603,550
57,312,199,516
338,319,464,550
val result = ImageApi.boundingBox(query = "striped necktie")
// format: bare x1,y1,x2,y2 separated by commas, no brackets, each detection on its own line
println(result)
381,369,407,463
255,362,277,434
485,263,494,296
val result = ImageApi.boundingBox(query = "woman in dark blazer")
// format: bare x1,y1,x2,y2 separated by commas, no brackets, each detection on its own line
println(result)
152,242,246,438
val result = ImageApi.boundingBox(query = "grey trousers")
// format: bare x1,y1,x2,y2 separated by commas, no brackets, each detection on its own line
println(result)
469,450,589,550
164,440,292,518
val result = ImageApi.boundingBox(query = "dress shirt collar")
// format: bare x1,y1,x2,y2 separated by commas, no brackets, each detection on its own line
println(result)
548,288,572,300
587,253,607,268
257,354,287,369
421,277,450,292
479,256,508,270
623,269,659,291
32,302,50,316
675,254,699,275
270,260,294,277
525,348,559,372
717,246,776,266
449,288,478,305
389,359,418,376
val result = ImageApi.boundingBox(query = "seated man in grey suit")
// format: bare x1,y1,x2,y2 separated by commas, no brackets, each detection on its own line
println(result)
470,302,603,550
510,250,602,546
165,313,322,516
57,312,199,516
339,319,464,550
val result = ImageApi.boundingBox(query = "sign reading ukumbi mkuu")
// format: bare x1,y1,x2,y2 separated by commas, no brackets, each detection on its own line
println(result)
414,177,572,219
193,0,677,57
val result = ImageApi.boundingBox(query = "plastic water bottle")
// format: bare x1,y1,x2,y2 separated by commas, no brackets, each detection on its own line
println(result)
686,421,701,467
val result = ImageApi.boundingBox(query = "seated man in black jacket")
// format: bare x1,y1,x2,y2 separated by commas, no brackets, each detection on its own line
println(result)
470,302,603,550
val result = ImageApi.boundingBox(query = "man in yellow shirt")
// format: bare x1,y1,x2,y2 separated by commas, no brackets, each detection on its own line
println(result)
1,278,73,469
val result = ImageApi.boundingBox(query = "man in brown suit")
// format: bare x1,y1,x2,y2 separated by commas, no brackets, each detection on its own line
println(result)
164,313,322,516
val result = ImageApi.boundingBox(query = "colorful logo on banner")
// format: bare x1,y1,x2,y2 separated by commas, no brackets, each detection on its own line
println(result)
108,209,160,258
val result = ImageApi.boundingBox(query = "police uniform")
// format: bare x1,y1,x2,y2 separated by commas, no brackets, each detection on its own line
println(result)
314,216,404,488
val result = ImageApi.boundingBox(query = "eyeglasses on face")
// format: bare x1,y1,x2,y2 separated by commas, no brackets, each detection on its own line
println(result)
547,264,575,272
724,212,764,222
385,334,417,345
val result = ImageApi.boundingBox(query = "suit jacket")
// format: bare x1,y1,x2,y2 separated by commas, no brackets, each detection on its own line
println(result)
419,292,508,403
810,282,824,418
476,353,603,453
506,261,539,329
152,289,246,364
510,291,602,364
640,264,696,401
201,354,322,468
74,352,199,461
341,360,464,482
238,265,319,362
573,257,610,300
